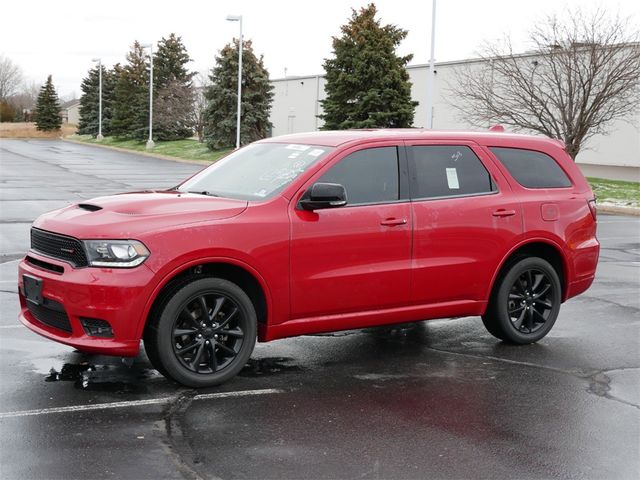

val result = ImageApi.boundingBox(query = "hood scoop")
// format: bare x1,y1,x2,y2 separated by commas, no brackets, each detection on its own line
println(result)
77,203,102,212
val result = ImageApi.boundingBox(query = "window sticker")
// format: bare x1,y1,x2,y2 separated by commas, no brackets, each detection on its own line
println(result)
446,168,460,189
451,150,462,162
285,144,310,151
308,148,325,157
288,152,301,159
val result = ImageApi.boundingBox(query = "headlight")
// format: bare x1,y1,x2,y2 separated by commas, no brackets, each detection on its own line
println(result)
83,240,150,268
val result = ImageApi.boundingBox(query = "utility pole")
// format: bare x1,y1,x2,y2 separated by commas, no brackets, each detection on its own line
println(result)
91,58,103,140
226,15,243,149
426,0,437,129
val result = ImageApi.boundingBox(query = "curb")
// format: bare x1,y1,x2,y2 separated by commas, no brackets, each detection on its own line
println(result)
597,205,640,216
61,138,213,166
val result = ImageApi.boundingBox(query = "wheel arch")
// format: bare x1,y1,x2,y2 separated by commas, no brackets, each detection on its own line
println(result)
139,258,271,342
486,239,569,309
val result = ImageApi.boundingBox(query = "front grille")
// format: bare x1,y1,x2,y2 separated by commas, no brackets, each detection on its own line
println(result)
26,298,72,333
31,228,88,267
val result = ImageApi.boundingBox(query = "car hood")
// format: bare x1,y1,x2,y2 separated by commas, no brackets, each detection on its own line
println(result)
32,191,248,239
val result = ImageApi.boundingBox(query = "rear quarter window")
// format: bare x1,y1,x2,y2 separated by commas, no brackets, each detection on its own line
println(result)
490,147,572,188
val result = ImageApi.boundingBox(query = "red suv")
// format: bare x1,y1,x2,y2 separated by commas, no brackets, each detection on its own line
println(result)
18,130,599,387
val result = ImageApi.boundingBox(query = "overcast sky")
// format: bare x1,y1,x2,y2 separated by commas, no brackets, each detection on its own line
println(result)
2,0,638,99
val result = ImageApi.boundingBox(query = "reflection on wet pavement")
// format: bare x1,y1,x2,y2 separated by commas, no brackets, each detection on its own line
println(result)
44,361,157,393
240,357,303,377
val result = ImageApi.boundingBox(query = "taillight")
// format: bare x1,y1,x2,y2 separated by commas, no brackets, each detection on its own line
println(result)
588,198,597,220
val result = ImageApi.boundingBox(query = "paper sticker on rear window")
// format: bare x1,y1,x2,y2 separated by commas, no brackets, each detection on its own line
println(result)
446,168,460,189
285,144,310,151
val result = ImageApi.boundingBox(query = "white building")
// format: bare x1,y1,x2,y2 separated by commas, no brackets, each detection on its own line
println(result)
269,57,640,181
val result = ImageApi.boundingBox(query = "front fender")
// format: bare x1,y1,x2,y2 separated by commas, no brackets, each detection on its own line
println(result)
134,253,275,342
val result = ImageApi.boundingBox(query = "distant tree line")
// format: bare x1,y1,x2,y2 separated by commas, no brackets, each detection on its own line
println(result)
76,33,274,149
5,2,637,158
0,55,40,122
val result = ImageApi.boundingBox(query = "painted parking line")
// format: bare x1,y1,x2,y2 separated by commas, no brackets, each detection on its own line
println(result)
0,388,283,419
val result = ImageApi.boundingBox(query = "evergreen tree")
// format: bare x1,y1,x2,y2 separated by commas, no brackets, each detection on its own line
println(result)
78,65,116,136
111,42,149,139
153,34,195,140
13,105,25,122
320,4,417,129
35,75,62,131
203,39,274,150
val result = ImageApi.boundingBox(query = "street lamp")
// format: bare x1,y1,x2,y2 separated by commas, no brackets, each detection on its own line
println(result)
91,58,103,140
142,43,154,149
226,14,243,149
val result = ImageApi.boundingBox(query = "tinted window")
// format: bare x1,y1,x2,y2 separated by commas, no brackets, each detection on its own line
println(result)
318,147,399,205
490,147,572,188
410,146,496,199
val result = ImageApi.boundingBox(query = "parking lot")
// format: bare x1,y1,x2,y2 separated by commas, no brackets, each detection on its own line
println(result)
0,139,638,479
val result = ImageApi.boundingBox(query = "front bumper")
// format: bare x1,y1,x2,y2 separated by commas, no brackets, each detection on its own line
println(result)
18,251,156,357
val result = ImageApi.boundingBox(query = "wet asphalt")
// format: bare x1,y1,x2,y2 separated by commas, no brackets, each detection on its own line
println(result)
0,139,638,480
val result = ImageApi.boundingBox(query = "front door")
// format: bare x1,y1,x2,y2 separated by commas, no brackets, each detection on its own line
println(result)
290,144,412,319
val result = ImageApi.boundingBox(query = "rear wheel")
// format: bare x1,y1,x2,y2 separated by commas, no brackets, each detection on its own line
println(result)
482,257,561,344
144,277,256,387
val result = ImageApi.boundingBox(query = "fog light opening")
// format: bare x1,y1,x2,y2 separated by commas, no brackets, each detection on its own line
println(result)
80,317,114,338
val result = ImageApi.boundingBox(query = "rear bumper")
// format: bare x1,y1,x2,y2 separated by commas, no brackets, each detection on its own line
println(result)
18,252,155,357
565,238,600,300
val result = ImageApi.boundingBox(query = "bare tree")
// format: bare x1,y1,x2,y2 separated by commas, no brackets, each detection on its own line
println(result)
449,9,640,159
153,78,195,140
0,55,24,100
193,72,210,143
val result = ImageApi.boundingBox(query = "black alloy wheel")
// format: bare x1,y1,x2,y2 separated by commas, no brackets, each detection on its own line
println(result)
144,276,256,387
482,256,561,344
506,268,555,334
172,293,245,374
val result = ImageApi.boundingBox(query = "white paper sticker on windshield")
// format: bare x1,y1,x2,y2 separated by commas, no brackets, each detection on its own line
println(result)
285,144,310,151
288,153,300,159
308,149,325,157
446,168,460,189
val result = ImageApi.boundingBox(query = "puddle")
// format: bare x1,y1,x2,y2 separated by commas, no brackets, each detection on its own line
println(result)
45,362,154,393
364,322,426,338
306,330,359,337
240,357,302,377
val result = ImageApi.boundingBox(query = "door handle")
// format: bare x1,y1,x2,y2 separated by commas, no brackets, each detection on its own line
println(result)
492,209,516,217
380,218,407,226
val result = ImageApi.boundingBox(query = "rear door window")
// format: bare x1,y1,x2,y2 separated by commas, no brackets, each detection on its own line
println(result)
409,145,497,199
490,147,572,188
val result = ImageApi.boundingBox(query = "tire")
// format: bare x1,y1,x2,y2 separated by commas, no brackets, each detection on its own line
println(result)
144,276,257,387
481,257,561,344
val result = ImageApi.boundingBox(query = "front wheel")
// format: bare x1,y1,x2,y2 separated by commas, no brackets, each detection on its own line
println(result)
144,277,257,387
482,257,561,344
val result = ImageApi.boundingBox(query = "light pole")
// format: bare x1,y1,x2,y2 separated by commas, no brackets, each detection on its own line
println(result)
142,43,154,149
226,14,243,149
425,0,437,129
91,58,103,140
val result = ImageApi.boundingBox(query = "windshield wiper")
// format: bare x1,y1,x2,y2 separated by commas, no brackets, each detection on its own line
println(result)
185,190,220,197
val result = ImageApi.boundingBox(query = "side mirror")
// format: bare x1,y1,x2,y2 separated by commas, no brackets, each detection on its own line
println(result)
299,182,348,210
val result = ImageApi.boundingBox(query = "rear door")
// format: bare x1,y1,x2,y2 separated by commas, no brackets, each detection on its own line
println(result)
407,141,523,305
289,143,412,319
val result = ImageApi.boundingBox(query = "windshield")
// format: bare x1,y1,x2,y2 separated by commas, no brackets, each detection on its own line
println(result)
178,143,334,201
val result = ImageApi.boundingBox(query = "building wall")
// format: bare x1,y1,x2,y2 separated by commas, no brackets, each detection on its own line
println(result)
270,58,640,179
66,103,80,125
